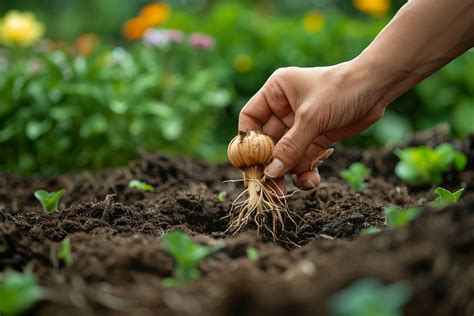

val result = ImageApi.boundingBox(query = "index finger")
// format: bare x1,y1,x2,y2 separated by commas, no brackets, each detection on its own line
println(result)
238,88,273,132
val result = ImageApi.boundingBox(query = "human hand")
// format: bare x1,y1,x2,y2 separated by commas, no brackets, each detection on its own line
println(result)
238,61,389,193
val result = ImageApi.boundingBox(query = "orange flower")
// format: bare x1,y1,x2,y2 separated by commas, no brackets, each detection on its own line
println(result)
353,0,390,16
74,33,99,56
139,2,170,26
122,17,149,40
122,2,170,40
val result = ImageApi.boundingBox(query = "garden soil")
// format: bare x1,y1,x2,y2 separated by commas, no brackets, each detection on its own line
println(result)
1,130,473,316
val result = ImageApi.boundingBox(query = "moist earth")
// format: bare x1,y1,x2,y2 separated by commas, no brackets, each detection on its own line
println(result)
1,130,473,316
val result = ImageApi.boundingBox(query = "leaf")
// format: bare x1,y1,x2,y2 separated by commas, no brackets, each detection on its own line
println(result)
0,271,43,315
360,227,381,235
128,180,154,192
246,247,260,261
216,191,227,202
34,189,65,213
161,230,222,285
384,206,421,229
329,278,412,316
453,152,467,171
58,238,73,267
432,187,464,206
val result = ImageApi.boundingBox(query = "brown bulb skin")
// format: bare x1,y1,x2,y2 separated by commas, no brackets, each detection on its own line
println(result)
227,130,274,170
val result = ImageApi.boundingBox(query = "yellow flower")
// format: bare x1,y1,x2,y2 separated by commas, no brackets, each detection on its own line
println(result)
353,0,390,16
233,54,254,73
0,10,44,47
303,11,325,34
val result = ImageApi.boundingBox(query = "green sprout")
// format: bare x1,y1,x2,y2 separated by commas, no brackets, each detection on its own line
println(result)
246,246,260,261
58,238,73,267
431,187,465,207
0,271,43,316
395,143,467,185
340,162,371,191
329,278,412,316
216,191,227,202
161,230,222,287
360,226,381,235
128,179,154,192
384,205,421,229
34,189,65,214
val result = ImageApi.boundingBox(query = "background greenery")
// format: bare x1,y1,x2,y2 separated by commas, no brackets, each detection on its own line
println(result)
0,0,473,174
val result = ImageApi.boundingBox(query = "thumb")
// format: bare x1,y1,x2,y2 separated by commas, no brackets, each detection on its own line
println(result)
264,119,314,178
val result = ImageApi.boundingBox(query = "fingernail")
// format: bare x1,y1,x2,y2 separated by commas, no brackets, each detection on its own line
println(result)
313,159,324,168
264,158,285,178
322,148,335,160
304,179,316,189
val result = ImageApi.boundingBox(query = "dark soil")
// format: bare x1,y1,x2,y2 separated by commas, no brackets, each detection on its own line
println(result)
1,130,473,316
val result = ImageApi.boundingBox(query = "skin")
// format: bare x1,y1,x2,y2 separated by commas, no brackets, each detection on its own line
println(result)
238,0,474,193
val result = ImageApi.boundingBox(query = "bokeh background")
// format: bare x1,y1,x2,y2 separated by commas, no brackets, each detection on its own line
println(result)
1,0,473,174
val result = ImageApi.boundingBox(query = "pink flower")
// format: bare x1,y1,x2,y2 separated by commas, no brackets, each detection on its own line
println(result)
188,32,215,50
168,30,184,43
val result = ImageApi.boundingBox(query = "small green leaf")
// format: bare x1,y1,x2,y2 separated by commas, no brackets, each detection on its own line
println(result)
34,189,65,213
58,238,73,267
340,162,371,191
330,278,412,316
128,179,154,192
384,205,421,229
0,271,43,315
246,247,260,261
360,227,381,235
161,230,222,286
216,191,227,202
432,187,464,206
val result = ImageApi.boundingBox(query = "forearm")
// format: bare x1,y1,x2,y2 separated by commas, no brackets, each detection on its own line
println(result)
354,0,474,103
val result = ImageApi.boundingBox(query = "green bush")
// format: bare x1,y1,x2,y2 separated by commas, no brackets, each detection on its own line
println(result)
0,41,230,174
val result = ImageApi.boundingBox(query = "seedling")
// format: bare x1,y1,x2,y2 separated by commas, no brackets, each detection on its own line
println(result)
246,246,260,261
329,278,412,316
431,187,464,207
360,226,381,235
34,189,65,214
161,230,222,287
339,162,371,191
128,179,154,192
216,191,227,202
395,143,467,185
384,205,421,229
58,238,73,267
0,270,43,316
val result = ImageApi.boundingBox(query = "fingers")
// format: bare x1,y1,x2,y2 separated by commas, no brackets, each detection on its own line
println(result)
238,68,294,133
294,169,321,189
265,176,286,197
264,117,314,179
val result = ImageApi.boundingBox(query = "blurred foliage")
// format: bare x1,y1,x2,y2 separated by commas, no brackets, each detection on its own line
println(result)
0,1,473,174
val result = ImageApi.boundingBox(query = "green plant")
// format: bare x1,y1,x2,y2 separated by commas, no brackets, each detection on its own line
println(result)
246,246,260,261
161,230,222,287
0,244,6,253
58,238,73,267
34,189,65,213
128,179,154,192
360,226,381,235
216,191,227,202
339,162,371,191
329,278,412,316
395,143,467,185
384,205,421,229
431,187,465,206
0,271,43,316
